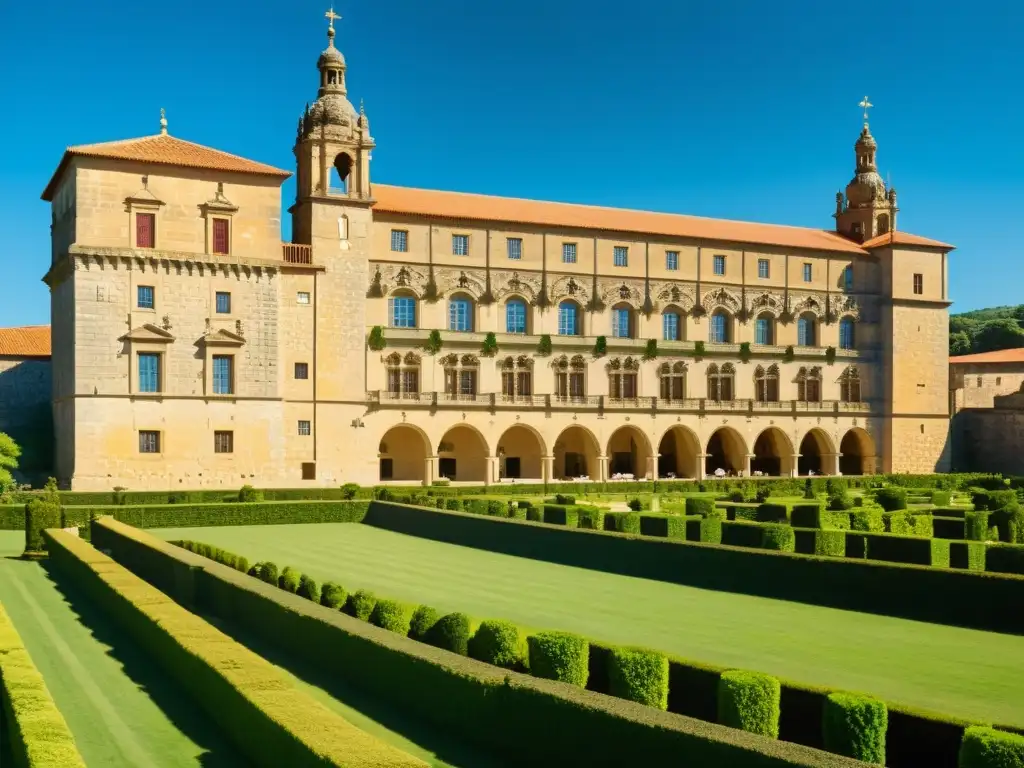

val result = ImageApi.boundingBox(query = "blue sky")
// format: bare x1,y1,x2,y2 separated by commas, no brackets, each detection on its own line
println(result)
1,0,1021,327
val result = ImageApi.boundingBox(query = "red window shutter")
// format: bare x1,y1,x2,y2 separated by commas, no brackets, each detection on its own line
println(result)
136,213,154,248
213,219,229,254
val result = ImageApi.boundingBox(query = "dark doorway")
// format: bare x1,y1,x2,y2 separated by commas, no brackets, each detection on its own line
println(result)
563,452,586,479
504,457,521,479
379,458,393,480
439,458,457,480
610,452,634,476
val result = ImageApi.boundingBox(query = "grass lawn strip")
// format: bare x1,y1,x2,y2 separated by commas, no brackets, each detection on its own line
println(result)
44,528,428,768
0,531,246,768
152,522,1024,729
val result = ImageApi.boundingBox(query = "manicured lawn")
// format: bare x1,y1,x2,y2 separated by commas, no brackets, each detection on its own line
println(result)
0,532,245,767
154,522,1024,728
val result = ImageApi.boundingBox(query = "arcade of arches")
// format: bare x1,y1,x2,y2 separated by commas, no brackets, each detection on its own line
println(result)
378,423,876,483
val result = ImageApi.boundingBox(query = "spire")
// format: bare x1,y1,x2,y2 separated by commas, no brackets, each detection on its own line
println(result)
834,96,897,242
858,96,873,130
325,6,341,48
159,108,168,136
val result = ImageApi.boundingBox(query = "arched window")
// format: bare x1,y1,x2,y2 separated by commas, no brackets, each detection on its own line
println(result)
558,301,581,336
607,357,640,400
797,313,816,346
877,214,890,235
611,303,634,339
501,355,533,401
442,354,479,399
796,366,822,403
840,366,861,403
448,294,474,332
663,308,683,341
333,154,352,194
384,352,421,399
554,354,586,400
707,363,735,402
388,293,417,329
839,318,855,350
754,313,774,345
754,364,780,402
506,298,528,335
659,361,687,401
843,265,854,292
710,310,730,344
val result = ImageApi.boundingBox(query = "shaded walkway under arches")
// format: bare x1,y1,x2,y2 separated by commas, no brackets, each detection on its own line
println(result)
752,428,794,476
379,425,430,482
799,429,835,476
658,426,701,479
706,428,746,476
840,428,875,475
496,425,545,480
607,425,653,479
437,425,489,483
553,425,600,480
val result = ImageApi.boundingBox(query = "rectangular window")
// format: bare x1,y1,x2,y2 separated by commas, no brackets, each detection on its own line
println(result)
562,243,577,264
758,259,770,279
294,362,309,380
389,296,416,328
214,430,234,454
506,301,526,334
803,263,813,282
297,291,311,305
665,251,679,271
301,462,316,479
611,307,631,338
663,313,679,341
215,291,231,314
212,355,234,395
447,369,477,396
298,420,311,436
212,218,230,255
843,265,854,292
136,212,155,248
390,229,408,252
506,237,522,260
401,370,419,394
137,285,155,310
613,246,629,267
137,352,161,393
448,299,472,332
452,234,469,256
139,430,160,454
713,254,726,276
913,273,923,295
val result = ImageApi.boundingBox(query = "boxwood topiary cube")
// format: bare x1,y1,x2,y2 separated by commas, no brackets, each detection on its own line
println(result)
278,566,301,593
874,488,907,512
344,589,377,621
851,508,885,532
608,647,669,710
717,670,780,738
685,497,716,517
468,619,522,669
761,524,795,552
958,726,1024,768
966,510,991,541
258,561,279,586
425,612,471,655
527,631,589,687
369,599,410,634
755,503,788,523
296,574,320,603
408,605,441,641
320,582,347,609
823,692,887,764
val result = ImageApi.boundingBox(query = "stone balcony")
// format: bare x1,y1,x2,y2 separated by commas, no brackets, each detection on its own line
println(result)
367,391,872,415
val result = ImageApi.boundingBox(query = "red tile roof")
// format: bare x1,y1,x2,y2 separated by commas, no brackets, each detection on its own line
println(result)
42,134,290,200
950,348,1024,365
372,184,871,255
0,326,51,358
862,231,955,250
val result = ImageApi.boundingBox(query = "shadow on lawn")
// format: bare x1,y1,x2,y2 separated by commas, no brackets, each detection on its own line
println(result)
200,612,506,768
40,562,248,768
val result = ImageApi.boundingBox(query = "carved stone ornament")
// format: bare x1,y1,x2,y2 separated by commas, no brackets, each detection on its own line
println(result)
831,294,861,320
437,267,487,297
790,293,827,319
373,263,429,297
599,280,642,306
701,287,742,314
492,269,542,302
550,275,590,303
748,291,785,318
653,283,696,312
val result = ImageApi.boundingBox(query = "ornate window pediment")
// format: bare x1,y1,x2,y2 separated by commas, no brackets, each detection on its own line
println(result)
119,324,175,344
198,328,246,347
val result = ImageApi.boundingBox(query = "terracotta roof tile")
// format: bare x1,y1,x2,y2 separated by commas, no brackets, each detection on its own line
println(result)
862,231,955,250
372,184,871,254
42,134,290,200
950,348,1024,365
0,326,51,357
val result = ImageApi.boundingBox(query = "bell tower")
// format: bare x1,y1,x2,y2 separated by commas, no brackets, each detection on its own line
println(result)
834,97,898,243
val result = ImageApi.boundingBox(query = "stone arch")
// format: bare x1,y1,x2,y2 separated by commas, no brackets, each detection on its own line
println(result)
658,425,701,479
752,426,794,477
437,423,490,482
553,424,600,480
447,291,476,332
799,428,835,476
706,427,747,476
496,424,545,481
610,301,637,339
840,428,875,476
332,152,353,193
607,424,653,479
378,424,430,483
504,294,531,334
556,298,585,336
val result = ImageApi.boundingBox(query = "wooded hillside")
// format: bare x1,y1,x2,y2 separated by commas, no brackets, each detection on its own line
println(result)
950,304,1024,355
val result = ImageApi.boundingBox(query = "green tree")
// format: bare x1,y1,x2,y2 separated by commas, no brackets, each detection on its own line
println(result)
974,319,1024,354
0,432,22,492
949,330,972,356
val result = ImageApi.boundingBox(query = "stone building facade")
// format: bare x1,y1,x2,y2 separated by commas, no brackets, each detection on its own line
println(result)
0,326,53,482
950,348,1024,473
41,16,955,490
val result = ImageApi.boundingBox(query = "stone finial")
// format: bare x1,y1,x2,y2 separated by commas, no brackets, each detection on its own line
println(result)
159,108,168,136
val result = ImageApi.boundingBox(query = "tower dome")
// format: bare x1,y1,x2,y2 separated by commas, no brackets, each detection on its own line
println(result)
833,97,898,242
305,8,358,132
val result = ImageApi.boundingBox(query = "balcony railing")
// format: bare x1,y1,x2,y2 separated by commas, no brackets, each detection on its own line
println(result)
367,391,871,415
282,243,313,265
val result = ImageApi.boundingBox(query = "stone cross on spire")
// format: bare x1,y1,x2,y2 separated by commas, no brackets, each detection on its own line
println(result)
325,6,341,30
159,108,168,135
859,96,873,128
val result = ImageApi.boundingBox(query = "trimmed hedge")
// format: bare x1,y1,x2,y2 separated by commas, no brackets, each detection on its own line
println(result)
853,531,951,568
296,574,320,603
608,647,669,710
174,540,250,573
793,529,846,558
543,504,579,528
344,589,378,621
408,605,441,642
822,693,886,764
362,502,1024,634
718,670,781,739
850,509,884,533
686,497,716,517
468,620,522,670
791,504,851,532
278,566,301,594
756,503,789,523
986,544,1024,576
930,490,952,506
762,524,796,553
950,541,986,571
369,599,411,634
958,726,1024,767
605,511,641,535
425,612,470,656
321,582,347,609
934,516,967,540
24,498,60,552
639,513,688,540
73,500,370,529
965,511,991,542
576,507,605,531
873,488,908,511
686,515,723,544
0,601,88,767
43,528,426,767
527,631,589,688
